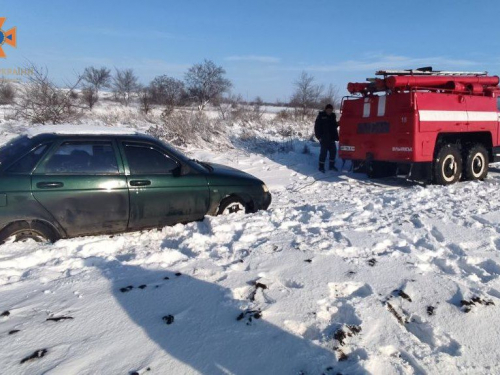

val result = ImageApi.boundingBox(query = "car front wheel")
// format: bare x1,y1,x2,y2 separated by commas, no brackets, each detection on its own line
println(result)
217,197,247,215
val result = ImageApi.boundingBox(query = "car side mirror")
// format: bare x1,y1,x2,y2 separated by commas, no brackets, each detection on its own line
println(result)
172,163,189,177
181,163,190,175
172,165,182,177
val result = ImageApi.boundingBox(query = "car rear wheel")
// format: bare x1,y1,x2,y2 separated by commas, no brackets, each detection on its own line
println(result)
217,197,247,215
0,221,59,245
463,144,488,181
433,144,462,185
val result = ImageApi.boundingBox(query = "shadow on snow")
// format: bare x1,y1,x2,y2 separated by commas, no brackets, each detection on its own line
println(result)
93,260,370,375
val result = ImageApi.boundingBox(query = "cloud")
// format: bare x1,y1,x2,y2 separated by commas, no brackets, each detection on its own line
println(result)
290,54,481,73
225,55,280,63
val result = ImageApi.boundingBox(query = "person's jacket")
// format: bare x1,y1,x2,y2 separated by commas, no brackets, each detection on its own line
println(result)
314,111,338,144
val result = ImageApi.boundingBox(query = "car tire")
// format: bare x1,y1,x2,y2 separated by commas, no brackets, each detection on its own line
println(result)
217,196,247,215
463,144,488,181
433,144,462,185
0,221,59,245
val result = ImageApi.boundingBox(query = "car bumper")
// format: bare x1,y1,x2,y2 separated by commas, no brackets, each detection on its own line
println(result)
257,192,272,211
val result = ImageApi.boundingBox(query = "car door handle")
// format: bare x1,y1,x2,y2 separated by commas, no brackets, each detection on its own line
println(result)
130,180,151,187
36,182,64,189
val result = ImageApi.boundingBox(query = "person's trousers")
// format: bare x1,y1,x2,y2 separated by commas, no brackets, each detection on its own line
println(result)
319,142,337,169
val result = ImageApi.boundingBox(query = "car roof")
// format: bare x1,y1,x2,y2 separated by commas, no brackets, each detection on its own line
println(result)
23,125,159,142
25,125,144,138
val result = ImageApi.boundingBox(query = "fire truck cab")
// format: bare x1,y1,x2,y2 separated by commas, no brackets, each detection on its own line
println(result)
339,67,500,184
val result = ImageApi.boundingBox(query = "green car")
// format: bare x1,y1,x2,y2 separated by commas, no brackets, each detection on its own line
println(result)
0,126,271,243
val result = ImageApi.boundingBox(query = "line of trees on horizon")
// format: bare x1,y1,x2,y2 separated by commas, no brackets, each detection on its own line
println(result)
0,59,340,124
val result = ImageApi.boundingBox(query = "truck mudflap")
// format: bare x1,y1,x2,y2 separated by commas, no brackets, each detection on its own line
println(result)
408,162,433,183
492,146,500,163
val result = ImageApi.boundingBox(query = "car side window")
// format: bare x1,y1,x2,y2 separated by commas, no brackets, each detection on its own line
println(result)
6,144,50,174
44,141,119,174
124,143,179,174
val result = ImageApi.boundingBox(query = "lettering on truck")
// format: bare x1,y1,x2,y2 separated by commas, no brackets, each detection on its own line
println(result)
357,121,390,134
392,147,412,152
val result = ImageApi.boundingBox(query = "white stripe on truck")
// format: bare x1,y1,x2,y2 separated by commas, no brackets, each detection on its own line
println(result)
419,110,498,122
363,98,370,118
377,95,386,116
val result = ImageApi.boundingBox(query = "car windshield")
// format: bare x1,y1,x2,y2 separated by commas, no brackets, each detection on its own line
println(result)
156,140,188,161
0,136,34,166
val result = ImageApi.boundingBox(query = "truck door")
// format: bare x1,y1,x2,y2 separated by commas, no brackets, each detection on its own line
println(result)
465,95,498,135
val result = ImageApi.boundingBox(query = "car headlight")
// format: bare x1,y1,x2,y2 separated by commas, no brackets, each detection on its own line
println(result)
262,184,269,193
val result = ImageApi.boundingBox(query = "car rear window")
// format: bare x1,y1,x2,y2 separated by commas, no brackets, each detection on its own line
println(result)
44,141,119,174
6,144,50,174
0,136,34,166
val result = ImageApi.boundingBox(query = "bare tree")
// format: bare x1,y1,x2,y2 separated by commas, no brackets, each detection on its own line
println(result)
112,68,140,106
319,83,340,110
185,59,232,110
0,79,15,104
290,71,323,119
213,93,236,120
149,75,185,110
81,66,111,109
81,87,97,109
15,64,82,124
138,87,153,115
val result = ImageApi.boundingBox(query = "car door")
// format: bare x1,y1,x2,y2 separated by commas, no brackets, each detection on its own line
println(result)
120,141,210,230
31,138,129,237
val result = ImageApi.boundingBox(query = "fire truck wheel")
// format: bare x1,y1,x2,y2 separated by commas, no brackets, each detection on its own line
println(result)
433,144,462,185
463,144,488,181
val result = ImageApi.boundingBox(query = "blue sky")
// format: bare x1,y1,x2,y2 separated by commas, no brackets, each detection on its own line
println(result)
1,0,500,101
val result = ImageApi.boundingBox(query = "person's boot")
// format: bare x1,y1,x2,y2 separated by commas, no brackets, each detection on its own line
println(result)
319,162,325,173
329,162,338,171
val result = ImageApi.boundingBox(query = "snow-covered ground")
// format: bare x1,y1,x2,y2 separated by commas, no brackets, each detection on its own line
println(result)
1,107,500,374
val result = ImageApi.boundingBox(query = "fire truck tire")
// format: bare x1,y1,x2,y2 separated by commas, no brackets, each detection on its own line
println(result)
463,144,488,181
433,144,462,185
367,161,397,179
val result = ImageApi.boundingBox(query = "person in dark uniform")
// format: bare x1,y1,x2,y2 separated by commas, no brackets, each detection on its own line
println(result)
314,104,339,173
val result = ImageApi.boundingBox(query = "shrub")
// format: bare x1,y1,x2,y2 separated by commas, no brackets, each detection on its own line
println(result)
15,65,82,124
148,110,223,147
0,80,15,104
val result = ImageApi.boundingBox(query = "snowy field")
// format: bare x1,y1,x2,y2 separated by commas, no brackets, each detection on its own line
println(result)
1,110,500,374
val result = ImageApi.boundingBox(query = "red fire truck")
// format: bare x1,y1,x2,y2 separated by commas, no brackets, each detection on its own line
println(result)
338,67,500,184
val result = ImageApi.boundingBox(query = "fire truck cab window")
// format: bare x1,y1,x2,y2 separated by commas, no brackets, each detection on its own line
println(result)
497,98,500,111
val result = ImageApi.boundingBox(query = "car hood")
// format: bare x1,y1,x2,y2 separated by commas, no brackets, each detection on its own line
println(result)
206,162,262,185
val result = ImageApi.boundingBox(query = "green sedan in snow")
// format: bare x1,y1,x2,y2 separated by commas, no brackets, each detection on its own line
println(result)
0,126,271,243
